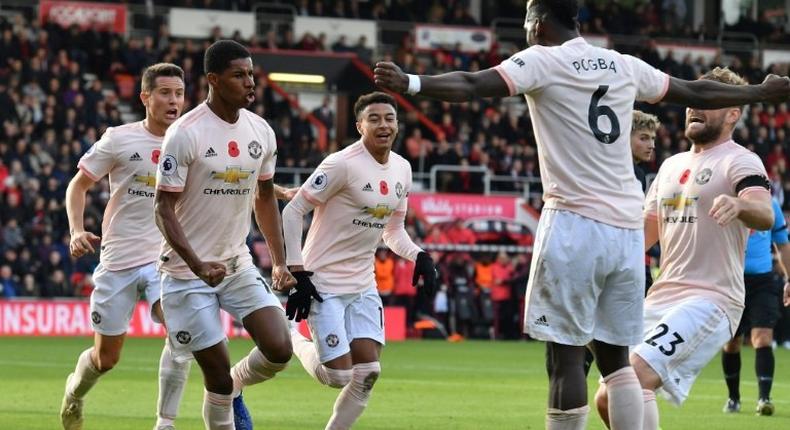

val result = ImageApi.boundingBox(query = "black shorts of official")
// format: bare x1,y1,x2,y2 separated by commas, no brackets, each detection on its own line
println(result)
735,272,783,336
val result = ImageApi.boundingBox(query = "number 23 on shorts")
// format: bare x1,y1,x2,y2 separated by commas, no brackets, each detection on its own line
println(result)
644,323,685,356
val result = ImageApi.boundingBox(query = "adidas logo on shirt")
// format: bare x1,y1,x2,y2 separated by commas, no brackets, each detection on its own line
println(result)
362,183,373,192
205,147,217,158
129,152,142,161
534,315,549,327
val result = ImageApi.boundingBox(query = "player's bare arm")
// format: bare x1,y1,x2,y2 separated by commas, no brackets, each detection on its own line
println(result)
644,215,659,251
708,192,773,229
273,184,298,201
154,189,226,286
373,61,510,102
65,170,101,257
773,242,790,307
253,179,296,291
663,74,790,109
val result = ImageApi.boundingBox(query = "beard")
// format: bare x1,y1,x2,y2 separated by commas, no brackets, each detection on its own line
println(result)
685,117,724,145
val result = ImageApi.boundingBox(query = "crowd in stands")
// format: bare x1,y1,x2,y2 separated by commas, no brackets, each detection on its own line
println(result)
2,3,790,339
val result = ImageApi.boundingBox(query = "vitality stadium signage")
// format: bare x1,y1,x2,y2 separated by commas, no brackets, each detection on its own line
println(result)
0,300,406,340
39,0,127,34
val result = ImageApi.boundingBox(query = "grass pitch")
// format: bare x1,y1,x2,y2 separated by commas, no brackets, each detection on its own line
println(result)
0,337,788,429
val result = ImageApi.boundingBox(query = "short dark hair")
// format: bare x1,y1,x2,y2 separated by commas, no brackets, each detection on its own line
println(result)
141,63,184,92
353,92,397,119
204,39,251,74
530,0,579,31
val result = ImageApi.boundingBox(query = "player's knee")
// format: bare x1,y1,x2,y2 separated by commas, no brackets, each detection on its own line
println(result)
352,361,381,393
722,336,742,353
95,348,121,372
205,373,235,395
266,344,293,364
751,329,773,348
323,367,353,389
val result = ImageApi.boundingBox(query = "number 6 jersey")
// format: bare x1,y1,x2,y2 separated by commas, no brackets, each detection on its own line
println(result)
495,37,669,229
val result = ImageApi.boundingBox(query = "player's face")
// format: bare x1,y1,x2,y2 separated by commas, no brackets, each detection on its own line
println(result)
214,57,255,109
357,103,398,152
630,130,655,162
685,107,736,145
142,76,185,126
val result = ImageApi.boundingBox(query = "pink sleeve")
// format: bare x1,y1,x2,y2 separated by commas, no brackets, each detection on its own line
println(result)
383,210,422,261
282,190,317,267
258,123,277,181
644,171,660,220
495,47,549,95
78,127,116,180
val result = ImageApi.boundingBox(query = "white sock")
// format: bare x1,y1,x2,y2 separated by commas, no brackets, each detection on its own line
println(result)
603,367,643,430
643,389,659,430
156,341,191,427
291,329,353,388
325,362,381,430
231,347,288,397
202,389,234,430
66,348,102,399
546,405,590,430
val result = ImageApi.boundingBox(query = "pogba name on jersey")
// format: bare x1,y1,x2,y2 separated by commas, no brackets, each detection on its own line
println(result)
572,57,617,74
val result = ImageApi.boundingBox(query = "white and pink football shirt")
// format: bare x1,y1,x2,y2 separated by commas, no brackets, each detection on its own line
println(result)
285,141,421,294
496,37,670,229
645,140,770,333
78,121,163,271
155,103,277,280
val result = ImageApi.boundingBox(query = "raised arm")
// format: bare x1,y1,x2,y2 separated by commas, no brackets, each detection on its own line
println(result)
154,189,226,286
273,184,298,201
253,179,296,291
65,170,101,257
663,75,790,109
374,61,511,102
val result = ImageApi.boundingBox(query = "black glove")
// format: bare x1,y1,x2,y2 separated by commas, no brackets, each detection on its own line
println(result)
412,252,438,296
286,271,323,322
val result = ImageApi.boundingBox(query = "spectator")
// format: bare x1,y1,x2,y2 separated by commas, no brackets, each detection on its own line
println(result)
0,264,18,297
375,248,395,304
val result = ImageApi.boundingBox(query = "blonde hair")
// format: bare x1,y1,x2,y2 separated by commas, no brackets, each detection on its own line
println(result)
632,110,660,134
700,66,748,86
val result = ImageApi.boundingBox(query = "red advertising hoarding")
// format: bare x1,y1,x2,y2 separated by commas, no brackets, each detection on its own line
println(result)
0,300,406,340
39,1,127,34
408,192,518,224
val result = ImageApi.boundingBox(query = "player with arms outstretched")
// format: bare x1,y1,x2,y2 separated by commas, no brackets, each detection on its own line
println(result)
154,40,295,430
595,67,774,429
61,63,190,430
281,92,437,430
374,1,790,428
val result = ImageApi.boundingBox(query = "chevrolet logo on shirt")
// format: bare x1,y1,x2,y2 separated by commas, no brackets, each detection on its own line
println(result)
211,167,254,184
661,193,699,211
134,173,157,188
363,204,394,219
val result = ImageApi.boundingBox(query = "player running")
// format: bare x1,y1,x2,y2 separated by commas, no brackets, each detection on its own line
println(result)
281,92,438,430
61,63,190,430
154,40,295,430
374,0,790,427
721,196,790,415
595,67,774,429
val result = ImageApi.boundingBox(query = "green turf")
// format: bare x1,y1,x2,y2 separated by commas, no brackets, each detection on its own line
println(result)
0,337,788,429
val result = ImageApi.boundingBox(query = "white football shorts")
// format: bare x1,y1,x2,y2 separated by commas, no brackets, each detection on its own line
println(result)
523,209,645,346
307,285,385,363
90,262,161,336
161,266,282,358
633,298,731,405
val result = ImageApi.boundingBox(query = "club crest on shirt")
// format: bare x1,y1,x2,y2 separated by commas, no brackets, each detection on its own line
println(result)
160,154,178,176
695,168,712,185
91,311,101,324
395,182,403,198
311,171,328,191
248,140,262,159
325,334,339,348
